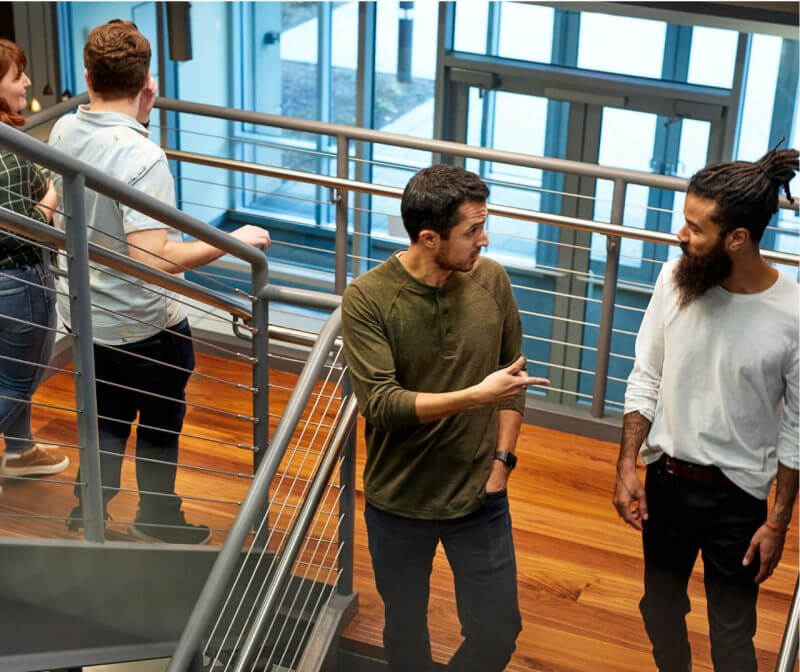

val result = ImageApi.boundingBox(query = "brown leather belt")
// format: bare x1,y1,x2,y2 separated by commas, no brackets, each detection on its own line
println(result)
658,454,727,486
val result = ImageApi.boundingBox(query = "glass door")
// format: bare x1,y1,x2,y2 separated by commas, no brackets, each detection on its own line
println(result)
589,107,714,284
464,87,574,269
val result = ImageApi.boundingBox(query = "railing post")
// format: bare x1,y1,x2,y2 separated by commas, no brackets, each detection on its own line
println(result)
334,134,350,295
775,575,799,672
252,270,270,469
591,178,625,419
62,172,105,542
337,376,356,596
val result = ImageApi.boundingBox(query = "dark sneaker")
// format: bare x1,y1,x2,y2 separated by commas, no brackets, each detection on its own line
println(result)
129,510,211,545
66,504,111,532
2,444,69,476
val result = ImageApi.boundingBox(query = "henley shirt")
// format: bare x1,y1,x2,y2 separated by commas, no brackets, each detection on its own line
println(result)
625,259,799,500
342,252,524,519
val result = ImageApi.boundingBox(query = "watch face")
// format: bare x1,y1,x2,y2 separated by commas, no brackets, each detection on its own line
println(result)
496,451,517,469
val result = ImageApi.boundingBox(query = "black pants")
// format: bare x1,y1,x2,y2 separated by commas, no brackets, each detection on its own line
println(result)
74,319,195,520
640,461,767,672
365,491,522,672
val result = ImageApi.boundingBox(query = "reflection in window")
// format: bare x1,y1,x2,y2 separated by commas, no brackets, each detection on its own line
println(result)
577,13,666,78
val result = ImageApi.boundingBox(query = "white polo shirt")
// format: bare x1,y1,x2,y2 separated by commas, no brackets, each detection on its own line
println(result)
625,259,799,500
49,106,186,344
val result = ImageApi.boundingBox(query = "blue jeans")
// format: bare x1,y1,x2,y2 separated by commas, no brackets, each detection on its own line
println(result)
0,263,56,454
365,491,522,672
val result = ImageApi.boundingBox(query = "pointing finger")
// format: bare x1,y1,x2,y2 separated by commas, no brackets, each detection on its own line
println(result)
524,377,550,387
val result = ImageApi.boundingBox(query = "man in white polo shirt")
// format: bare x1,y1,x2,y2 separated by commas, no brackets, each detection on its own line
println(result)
613,148,799,671
49,20,269,544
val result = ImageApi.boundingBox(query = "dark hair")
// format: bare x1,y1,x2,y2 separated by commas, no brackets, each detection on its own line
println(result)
400,164,489,242
0,39,27,128
84,20,150,100
688,148,799,243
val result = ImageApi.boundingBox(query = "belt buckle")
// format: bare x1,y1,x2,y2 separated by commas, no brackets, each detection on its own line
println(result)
663,456,676,476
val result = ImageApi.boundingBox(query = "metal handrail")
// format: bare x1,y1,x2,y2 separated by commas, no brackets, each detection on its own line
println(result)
164,147,799,268
25,92,798,212
154,96,799,210
0,206,253,320
167,307,346,672
0,122,267,273
775,577,799,672
230,395,357,672
22,92,89,131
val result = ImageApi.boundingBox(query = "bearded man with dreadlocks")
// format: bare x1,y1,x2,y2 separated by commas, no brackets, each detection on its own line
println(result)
612,148,799,672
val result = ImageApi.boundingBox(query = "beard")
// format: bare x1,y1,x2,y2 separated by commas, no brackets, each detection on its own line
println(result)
434,243,479,273
673,235,732,308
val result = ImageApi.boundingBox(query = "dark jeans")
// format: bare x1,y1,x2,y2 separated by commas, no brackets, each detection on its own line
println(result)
0,263,56,453
73,319,195,520
640,461,766,672
365,491,522,672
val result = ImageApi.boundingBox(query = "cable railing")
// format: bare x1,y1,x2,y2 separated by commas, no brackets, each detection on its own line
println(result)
168,308,356,672
11,95,800,671
0,120,348,550
2,113,362,672
130,98,797,419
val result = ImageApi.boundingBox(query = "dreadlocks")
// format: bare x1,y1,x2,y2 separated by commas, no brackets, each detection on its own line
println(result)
688,148,799,243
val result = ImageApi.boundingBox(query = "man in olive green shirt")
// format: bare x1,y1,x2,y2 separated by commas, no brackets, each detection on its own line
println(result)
342,165,548,671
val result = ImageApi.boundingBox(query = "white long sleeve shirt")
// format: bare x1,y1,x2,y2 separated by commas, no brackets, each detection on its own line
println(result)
624,259,799,500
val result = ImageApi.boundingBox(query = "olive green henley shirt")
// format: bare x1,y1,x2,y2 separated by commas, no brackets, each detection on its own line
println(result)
342,252,524,519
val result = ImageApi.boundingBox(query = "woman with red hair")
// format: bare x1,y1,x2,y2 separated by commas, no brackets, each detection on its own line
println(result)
0,39,68,487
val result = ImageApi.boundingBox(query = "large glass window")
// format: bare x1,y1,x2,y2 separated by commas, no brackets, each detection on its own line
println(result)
497,4,554,63
687,26,738,88
577,13,666,78
237,2,358,228
365,1,438,241
737,35,783,161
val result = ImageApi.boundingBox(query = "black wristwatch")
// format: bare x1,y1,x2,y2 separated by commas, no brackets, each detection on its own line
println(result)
494,451,517,471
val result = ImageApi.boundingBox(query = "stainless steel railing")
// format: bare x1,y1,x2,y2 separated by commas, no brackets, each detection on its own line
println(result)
0,120,268,546
22,93,800,420
3,116,358,670
12,94,799,670
168,307,351,672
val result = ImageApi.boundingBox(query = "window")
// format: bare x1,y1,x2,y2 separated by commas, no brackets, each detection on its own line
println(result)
578,13,666,78
366,1,438,240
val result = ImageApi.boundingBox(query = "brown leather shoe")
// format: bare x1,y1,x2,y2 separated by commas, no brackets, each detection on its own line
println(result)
1,444,69,476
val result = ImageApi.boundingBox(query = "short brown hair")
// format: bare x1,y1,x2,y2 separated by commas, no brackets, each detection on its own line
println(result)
0,39,27,127
400,165,489,242
84,20,150,100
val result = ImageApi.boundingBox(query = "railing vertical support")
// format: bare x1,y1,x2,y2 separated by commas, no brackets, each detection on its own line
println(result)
62,172,104,542
334,134,350,295
252,267,270,469
337,377,356,597
591,178,625,419
775,575,799,672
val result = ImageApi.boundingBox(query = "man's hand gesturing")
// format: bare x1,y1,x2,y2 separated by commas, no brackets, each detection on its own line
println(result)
475,356,549,404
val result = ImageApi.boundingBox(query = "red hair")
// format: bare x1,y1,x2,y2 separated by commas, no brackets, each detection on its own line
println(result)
0,39,27,127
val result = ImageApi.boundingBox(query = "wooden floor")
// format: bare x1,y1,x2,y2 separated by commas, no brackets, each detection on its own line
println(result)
1,353,797,672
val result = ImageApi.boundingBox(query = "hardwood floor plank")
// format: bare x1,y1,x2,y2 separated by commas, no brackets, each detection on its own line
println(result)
0,353,795,671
